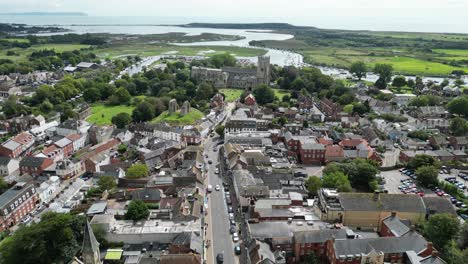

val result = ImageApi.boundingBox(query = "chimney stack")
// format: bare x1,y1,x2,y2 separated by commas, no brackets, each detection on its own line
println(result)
431,250,439,257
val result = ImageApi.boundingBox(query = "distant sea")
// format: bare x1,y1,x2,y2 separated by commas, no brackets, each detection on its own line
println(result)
0,15,467,34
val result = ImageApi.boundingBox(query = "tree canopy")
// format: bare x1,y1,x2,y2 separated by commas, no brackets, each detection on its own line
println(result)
126,164,149,179
305,176,322,196
111,112,132,129
423,213,460,250
447,96,468,117
253,84,275,105
0,212,85,264
415,165,439,187
125,200,150,221
349,61,367,80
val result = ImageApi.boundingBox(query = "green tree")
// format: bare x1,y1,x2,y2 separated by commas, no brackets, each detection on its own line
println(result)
349,61,367,80
83,87,101,103
415,165,439,187
118,144,127,154
0,212,85,264
408,154,440,170
126,164,149,179
423,213,460,250
343,104,354,114
253,84,275,105
111,112,132,129
449,117,468,136
322,172,352,192
392,76,407,88
459,222,468,249
215,125,225,138
210,53,236,68
114,87,131,105
125,200,150,221
196,83,215,101
0,177,8,194
447,96,468,117
303,251,318,264
343,159,379,189
132,101,155,122
98,175,117,192
305,176,322,196
374,64,393,83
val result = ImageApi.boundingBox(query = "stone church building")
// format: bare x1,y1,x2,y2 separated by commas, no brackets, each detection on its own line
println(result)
191,56,270,90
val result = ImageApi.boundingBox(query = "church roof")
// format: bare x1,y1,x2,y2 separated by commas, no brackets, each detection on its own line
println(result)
82,220,100,256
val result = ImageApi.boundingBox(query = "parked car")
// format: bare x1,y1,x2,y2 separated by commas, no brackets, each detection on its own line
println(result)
226,197,232,205
232,233,239,242
229,213,235,220
234,245,241,255
460,214,468,220
229,225,237,234
216,253,224,263
215,185,220,191
21,216,31,224
228,206,233,213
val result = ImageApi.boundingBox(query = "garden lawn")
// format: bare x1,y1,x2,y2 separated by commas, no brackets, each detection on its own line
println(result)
87,104,135,125
220,88,243,102
152,108,204,125
274,89,291,101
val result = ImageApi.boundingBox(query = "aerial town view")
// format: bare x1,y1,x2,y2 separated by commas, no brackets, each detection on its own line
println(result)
0,1,467,264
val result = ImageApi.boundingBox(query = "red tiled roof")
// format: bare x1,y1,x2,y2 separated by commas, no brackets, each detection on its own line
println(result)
339,139,368,147
66,133,83,141
12,132,34,146
325,145,344,157
318,138,333,146
42,145,59,155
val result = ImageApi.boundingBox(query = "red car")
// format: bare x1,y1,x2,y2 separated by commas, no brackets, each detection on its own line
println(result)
417,192,425,197
436,191,444,196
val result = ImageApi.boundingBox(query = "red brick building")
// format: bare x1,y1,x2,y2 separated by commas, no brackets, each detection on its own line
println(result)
54,137,74,157
0,132,35,158
293,229,347,262
0,182,39,231
284,132,326,164
19,156,53,176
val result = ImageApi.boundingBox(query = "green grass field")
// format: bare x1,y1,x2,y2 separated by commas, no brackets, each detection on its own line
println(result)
86,104,135,125
96,44,266,59
152,108,204,125
274,89,291,100
220,88,243,102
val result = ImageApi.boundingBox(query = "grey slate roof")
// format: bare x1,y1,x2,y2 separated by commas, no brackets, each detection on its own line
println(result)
82,220,100,256
294,229,348,244
382,215,410,237
339,193,426,213
19,156,47,167
422,196,457,216
334,234,427,257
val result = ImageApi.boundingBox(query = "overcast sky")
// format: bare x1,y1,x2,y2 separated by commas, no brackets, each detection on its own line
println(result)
1,0,466,17
1,0,467,32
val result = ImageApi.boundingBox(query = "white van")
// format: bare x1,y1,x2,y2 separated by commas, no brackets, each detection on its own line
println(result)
207,185,213,192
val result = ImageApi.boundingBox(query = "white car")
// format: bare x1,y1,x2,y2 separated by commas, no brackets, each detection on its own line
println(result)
215,185,220,191
215,168,219,174
232,233,239,242
229,213,235,220
21,216,31,224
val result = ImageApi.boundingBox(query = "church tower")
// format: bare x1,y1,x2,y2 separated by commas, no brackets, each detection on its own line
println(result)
82,220,101,264
256,56,271,85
